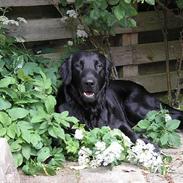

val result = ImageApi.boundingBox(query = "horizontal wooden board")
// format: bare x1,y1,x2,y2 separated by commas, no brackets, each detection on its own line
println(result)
7,18,72,42
7,11,183,42
123,71,182,93
111,40,181,66
0,0,58,7
41,40,181,66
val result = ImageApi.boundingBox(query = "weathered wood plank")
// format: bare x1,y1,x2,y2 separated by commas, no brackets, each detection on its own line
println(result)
41,40,181,65
0,0,58,7
123,71,182,93
6,10,183,42
7,18,72,42
111,40,181,66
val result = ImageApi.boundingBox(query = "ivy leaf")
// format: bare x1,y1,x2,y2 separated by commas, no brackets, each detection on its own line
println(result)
7,107,29,121
165,120,180,131
0,98,12,110
37,147,51,162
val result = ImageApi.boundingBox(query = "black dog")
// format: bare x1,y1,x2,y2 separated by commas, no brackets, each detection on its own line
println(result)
56,51,183,143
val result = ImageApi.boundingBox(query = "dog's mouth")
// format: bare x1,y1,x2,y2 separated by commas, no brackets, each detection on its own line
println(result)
83,91,95,98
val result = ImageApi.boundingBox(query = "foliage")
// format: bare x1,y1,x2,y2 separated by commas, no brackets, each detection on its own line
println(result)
58,0,155,54
66,126,171,174
0,12,80,175
134,108,181,148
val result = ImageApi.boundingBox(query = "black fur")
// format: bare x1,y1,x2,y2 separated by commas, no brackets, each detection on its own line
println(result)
56,51,183,143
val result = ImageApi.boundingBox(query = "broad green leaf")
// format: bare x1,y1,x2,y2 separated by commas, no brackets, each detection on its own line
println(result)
7,123,17,139
45,95,56,113
0,98,12,110
10,141,22,152
136,119,150,129
60,111,69,119
7,108,29,121
22,145,31,160
90,9,100,20
124,0,131,3
0,128,6,136
22,62,40,75
160,132,169,146
13,152,23,167
165,120,180,131
48,126,65,140
21,130,31,143
0,77,16,88
0,112,11,126
113,5,125,20
66,116,79,124
53,113,70,127
168,132,181,147
37,147,51,162
176,0,183,9
30,133,43,149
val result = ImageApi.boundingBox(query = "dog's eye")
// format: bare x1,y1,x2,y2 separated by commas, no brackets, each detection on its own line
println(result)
75,60,84,70
95,62,103,69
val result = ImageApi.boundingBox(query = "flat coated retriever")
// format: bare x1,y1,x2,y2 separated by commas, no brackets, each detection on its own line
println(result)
56,51,183,143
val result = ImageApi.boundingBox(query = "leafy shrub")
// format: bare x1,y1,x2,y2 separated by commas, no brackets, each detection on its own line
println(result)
133,108,181,148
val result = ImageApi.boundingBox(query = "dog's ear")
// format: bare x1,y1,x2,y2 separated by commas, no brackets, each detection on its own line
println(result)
60,55,72,85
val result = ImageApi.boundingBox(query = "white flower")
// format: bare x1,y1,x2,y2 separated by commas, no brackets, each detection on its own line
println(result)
74,129,84,140
17,17,27,24
95,141,106,151
66,10,78,18
60,16,68,23
15,37,25,43
0,16,9,24
165,114,172,122
76,29,88,38
78,146,92,166
7,20,19,26
67,40,73,46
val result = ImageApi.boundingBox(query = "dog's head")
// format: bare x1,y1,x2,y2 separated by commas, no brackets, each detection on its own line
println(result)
61,51,112,103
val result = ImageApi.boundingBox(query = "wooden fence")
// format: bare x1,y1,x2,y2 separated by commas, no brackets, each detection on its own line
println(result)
1,0,183,93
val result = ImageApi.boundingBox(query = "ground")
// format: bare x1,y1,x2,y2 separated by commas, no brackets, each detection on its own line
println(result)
18,133,183,183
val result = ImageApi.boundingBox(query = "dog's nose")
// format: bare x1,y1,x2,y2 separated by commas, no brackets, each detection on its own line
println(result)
85,79,94,87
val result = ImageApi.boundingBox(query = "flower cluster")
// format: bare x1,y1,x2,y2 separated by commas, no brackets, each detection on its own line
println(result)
73,127,166,173
0,16,27,26
128,139,163,172
78,141,123,168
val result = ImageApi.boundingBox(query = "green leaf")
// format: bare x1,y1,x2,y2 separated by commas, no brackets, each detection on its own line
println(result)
113,5,125,20
53,113,70,127
0,98,12,110
75,0,83,9
7,123,17,139
0,77,16,88
145,0,155,5
22,145,31,160
7,107,29,121
37,147,51,162
165,120,180,131
30,133,43,149
45,95,56,113
90,9,100,20
0,127,6,136
48,126,65,140
168,132,181,147
160,132,169,146
22,129,31,143
136,119,150,129
13,152,23,167
66,116,79,124
0,112,11,126
10,141,22,152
